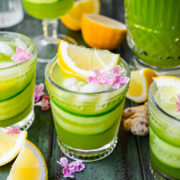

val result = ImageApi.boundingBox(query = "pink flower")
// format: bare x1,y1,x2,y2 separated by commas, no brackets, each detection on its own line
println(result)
113,65,120,75
12,48,32,62
57,157,85,178
35,95,51,111
176,94,180,112
112,75,129,88
35,83,45,102
7,128,21,135
69,161,85,173
88,65,129,89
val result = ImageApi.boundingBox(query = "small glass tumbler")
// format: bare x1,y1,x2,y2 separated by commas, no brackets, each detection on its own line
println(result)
0,0,24,28
0,32,37,130
148,82,180,180
45,56,130,162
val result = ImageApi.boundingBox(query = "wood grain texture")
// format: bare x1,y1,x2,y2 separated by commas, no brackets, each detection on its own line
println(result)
0,0,154,179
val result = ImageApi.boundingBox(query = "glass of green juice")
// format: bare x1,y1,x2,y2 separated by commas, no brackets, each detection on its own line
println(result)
0,32,37,130
23,0,75,62
45,56,130,162
148,81,180,180
125,0,180,75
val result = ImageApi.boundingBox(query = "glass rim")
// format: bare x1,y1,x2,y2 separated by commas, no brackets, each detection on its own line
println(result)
149,82,180,122
45,55,130,95
0,31,37,70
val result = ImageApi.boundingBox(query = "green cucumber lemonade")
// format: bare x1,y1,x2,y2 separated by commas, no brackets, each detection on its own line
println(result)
148,77,180,179
23,0,74,19
45,41,130,161
125,0,180,68
0,32,37,129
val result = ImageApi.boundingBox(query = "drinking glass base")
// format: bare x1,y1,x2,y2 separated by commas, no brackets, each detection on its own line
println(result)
58,137,118,162
33,34,77,63
150,163,176,180
11,109,35,130
131,56,180,77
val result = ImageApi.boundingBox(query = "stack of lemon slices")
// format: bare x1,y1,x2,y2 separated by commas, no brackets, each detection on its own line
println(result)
0,128,48,180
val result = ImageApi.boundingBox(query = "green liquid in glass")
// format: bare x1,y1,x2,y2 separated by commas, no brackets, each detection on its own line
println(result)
46,58,129,150
0,36,37,127
23,0,74,19
125,0,180,68
148,83,180,179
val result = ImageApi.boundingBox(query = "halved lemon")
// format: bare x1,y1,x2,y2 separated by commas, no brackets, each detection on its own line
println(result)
58,40,120,78
0,128,27,167
127,68,157,103
7,140,48,180
153,76,180,119
61,0,100,31
81,14,127,50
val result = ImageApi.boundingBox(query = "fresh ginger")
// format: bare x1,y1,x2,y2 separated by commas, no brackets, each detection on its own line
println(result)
123,103,149,136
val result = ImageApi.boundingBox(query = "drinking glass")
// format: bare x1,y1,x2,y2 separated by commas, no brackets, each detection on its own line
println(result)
0,32,37,130
23,0,76,62
45,56,130,162
0,0,24,28
148,82,180,179
125,0,180,76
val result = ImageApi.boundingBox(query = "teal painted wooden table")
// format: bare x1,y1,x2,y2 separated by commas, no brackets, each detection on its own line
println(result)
0,0,155,179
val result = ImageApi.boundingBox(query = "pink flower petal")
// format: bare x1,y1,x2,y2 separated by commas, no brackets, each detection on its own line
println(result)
101,71,110,79
105,79,113,85
7,128,21,135
69,161,85,173
35,95,51,111
12,48,32,62
113,65,120,74
59,157,69,168
63,168,74,178
176,94,180,112
88,76,98,83
34,84,45,103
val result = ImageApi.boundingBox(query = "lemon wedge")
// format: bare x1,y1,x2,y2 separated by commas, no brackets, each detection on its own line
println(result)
153,76,180,119
81,14,127,50
7,140,48,180
61,0,100,31
127,68,157,103
58,40,119,78
0,128,27,167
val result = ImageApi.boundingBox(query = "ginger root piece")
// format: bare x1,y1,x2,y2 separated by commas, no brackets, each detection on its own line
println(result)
123,103,149,136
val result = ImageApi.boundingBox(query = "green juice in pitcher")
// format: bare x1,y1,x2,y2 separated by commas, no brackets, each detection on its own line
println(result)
125,0,180,68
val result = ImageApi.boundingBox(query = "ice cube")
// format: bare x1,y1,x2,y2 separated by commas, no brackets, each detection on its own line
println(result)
15,38,27,49
63,78,78,88
79,83,102,93
63,78,85,92
0,42,14,56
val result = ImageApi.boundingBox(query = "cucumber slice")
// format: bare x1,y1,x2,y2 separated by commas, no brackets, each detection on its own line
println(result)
150,127,180,168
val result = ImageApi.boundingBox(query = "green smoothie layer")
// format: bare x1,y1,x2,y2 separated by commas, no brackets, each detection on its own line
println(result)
23,0,74,19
